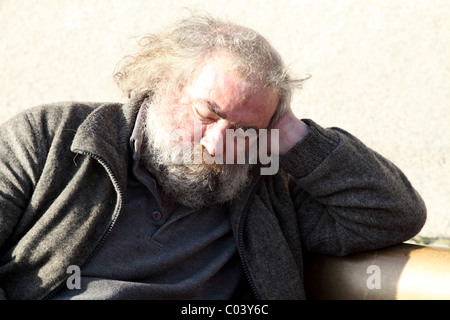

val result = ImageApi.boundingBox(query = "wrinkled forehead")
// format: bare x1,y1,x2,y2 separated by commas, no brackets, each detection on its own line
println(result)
187,53,276,100
186,58,279,129
190,51,273,91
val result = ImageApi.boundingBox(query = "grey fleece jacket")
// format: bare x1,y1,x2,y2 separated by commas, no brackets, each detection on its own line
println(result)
0,95,426,300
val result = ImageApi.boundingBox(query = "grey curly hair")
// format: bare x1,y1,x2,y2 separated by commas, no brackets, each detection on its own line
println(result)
114,14,308,123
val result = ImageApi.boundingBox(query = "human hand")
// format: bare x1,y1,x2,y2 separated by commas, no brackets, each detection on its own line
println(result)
267,109,309,156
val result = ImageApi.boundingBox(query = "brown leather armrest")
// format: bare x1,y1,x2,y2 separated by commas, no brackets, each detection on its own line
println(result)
304,243,450,299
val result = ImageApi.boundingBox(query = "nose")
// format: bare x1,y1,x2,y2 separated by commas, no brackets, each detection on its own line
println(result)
200,120,228,157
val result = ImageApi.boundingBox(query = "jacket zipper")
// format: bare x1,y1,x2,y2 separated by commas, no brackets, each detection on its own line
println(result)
237,178,262,300
45,151,262,300
43,151,124,299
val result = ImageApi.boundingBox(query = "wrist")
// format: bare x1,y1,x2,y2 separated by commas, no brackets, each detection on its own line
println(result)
278,118,310,155
280,119,340,178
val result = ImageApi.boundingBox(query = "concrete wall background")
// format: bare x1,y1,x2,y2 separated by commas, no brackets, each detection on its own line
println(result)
1,0,449,238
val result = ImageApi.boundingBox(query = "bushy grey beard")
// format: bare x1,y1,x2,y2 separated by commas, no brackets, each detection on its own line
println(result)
142,98,253,210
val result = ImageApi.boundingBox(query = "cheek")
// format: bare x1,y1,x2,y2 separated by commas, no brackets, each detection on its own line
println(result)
172,106,200,144
167,100,191,125
155,98,194,143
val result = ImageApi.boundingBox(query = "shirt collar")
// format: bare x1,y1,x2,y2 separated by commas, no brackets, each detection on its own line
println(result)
129,99,148,169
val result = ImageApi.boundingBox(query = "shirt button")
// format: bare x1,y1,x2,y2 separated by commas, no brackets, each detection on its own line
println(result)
152,210,162,221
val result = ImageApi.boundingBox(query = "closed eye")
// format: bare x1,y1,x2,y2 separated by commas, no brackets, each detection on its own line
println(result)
194,109,217,124
192,99,260,131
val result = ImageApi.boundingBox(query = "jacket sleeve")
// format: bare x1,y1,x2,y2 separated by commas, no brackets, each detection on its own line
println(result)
281,119,427,256
0,110,49,299
0,110,48,244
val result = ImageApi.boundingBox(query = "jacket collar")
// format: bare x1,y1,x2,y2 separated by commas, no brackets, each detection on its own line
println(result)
70,92,148,188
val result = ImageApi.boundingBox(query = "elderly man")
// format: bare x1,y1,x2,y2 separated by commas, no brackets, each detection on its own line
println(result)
0,15,425,300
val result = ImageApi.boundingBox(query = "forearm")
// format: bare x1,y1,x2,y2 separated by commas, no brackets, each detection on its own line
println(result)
280,119,426,255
